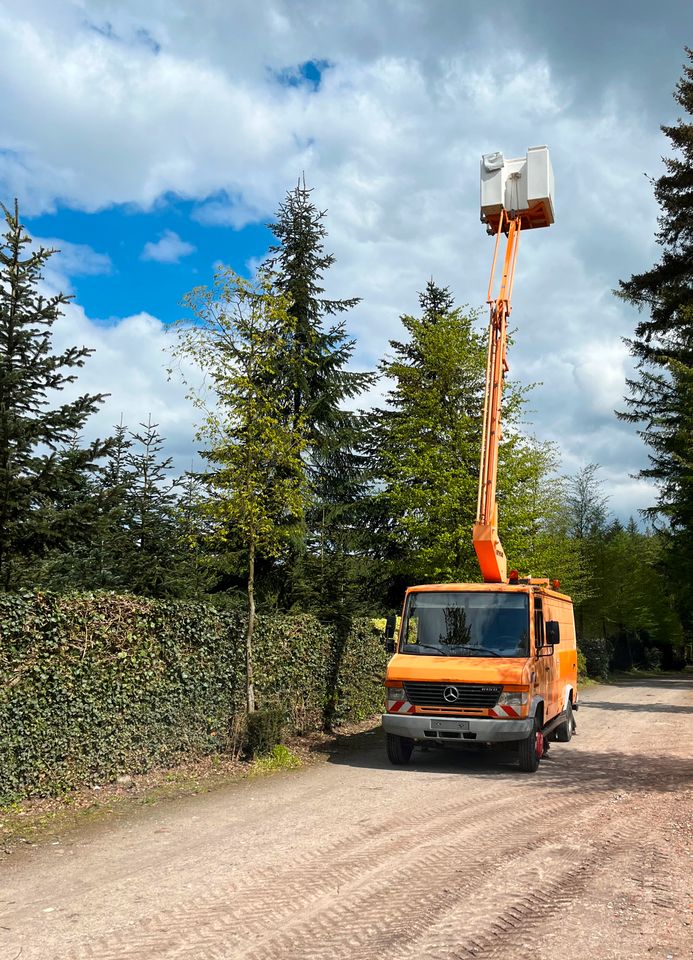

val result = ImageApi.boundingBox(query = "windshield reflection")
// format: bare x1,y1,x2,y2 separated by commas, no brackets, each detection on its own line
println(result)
401,591,529,658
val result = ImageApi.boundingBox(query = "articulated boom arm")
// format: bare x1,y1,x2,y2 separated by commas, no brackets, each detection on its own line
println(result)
473,210,522,583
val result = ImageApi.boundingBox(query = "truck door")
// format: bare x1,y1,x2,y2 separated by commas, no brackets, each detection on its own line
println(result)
542,597,561,719
533,597,551,719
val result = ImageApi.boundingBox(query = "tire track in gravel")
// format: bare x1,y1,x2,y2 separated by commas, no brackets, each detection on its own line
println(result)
4,677,691,960
390,818,639,960
66,787,519,958
235,794,630,960
71,784,606,960
75,772,628,960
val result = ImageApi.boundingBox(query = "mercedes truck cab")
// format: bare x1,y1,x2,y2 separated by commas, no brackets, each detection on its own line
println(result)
382,578,578,772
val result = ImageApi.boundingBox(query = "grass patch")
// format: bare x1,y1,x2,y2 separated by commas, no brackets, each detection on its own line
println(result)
252,745,302,774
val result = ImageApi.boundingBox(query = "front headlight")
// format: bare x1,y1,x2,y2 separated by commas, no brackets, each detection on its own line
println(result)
498,690,529,707
386,686,405,701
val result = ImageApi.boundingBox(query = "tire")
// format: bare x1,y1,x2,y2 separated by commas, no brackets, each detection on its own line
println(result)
518,716,543,773
555,700,574,742
386,732,414,765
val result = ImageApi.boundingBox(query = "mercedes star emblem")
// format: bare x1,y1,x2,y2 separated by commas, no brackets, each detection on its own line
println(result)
443,685,460,703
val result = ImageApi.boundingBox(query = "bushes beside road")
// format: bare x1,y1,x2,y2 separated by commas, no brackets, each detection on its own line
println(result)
0,592,386,802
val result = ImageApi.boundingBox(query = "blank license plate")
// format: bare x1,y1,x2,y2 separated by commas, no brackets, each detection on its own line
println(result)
431,719,470,731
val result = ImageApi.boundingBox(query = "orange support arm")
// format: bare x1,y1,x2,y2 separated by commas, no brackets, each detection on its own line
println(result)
473,210,521,583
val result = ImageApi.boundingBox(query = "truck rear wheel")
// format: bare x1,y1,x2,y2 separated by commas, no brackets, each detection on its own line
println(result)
555,700,574,742
386,732,414,765
518,717,542,773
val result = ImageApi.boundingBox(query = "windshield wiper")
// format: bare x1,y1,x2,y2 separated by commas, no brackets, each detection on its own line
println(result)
402,643,446,656
451,645,502,657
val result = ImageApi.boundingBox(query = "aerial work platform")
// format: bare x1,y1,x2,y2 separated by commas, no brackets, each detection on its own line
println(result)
480,145,555,233
474,145,555,582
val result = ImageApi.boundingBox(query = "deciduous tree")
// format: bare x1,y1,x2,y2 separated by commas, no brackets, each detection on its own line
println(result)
177,268,309,711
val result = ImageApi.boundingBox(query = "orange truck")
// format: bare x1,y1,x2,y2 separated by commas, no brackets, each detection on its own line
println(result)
382,148,578,772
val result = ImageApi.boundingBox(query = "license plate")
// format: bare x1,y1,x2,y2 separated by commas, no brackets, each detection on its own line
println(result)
431,719,470,731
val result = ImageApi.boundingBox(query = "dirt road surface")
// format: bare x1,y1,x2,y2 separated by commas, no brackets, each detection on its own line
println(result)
2,676,691,960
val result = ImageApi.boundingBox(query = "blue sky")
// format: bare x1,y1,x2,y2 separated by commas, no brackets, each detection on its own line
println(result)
1,0,692,518
26,198,274,324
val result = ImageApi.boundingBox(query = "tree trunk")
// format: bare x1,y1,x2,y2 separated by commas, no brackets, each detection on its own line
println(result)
246,538,256,714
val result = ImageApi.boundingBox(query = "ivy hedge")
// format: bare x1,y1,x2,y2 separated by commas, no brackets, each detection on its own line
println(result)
0,592,387,802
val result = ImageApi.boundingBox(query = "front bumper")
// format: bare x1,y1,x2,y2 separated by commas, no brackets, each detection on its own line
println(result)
381,713,533,742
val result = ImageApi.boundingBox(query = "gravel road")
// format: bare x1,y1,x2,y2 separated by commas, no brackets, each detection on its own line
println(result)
1,676,691,960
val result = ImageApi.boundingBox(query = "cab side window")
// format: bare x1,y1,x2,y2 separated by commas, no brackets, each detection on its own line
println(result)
534,598,544,651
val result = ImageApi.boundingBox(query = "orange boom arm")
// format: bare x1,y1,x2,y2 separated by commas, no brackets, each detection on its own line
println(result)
473,209,522,583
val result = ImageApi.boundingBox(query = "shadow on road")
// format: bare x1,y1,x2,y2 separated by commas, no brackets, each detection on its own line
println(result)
607,674,692,687
325,691,693,796
327,729,693,793
582,701,693,714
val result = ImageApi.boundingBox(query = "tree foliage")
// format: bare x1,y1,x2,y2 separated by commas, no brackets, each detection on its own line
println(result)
0,201,110,589
265,179,375,618
617,49,693,640
177,267,310,709
369,282,485,590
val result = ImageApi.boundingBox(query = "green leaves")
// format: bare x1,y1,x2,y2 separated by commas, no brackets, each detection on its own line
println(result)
0,592,386,802
176,267,310,564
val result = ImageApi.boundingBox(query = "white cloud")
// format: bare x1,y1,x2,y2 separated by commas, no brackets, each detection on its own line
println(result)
141,229,196,263
52,300,203,472
0,0,681,518
28,236,112,294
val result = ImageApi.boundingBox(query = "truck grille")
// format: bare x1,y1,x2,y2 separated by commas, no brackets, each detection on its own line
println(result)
403,681,502,709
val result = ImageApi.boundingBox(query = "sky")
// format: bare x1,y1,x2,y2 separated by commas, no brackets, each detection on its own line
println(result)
1,0,691,521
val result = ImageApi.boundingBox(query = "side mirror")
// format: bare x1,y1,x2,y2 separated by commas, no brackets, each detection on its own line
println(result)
546,621,561,646
385,613,397,654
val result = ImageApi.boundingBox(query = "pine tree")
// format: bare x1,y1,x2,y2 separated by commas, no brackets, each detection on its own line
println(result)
617,49,693,640
266,177,372,432
0,201,109,589
368,282,487,594
121,417,180,597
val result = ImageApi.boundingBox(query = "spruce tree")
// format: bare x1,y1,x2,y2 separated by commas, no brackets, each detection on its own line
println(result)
25,434,107,589
0,201,109,589
368,282,487,595
368,280,577,605
617,48,693,639
121,416,180,597
265,179,375,611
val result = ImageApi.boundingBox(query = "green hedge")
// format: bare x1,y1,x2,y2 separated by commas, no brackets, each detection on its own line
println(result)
578,636,613,680
0,592,387,802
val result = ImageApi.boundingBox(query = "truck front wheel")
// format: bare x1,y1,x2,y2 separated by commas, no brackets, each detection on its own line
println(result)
518,717,543,773
386,732,414,765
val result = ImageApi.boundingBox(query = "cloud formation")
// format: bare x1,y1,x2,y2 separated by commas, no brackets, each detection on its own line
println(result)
1,0,690,520
141,229,196,264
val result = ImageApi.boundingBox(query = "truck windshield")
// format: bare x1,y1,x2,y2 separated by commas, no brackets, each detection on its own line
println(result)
400,591,529,658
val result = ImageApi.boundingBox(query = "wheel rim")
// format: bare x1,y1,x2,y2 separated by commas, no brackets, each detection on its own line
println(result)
535,730,544,760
